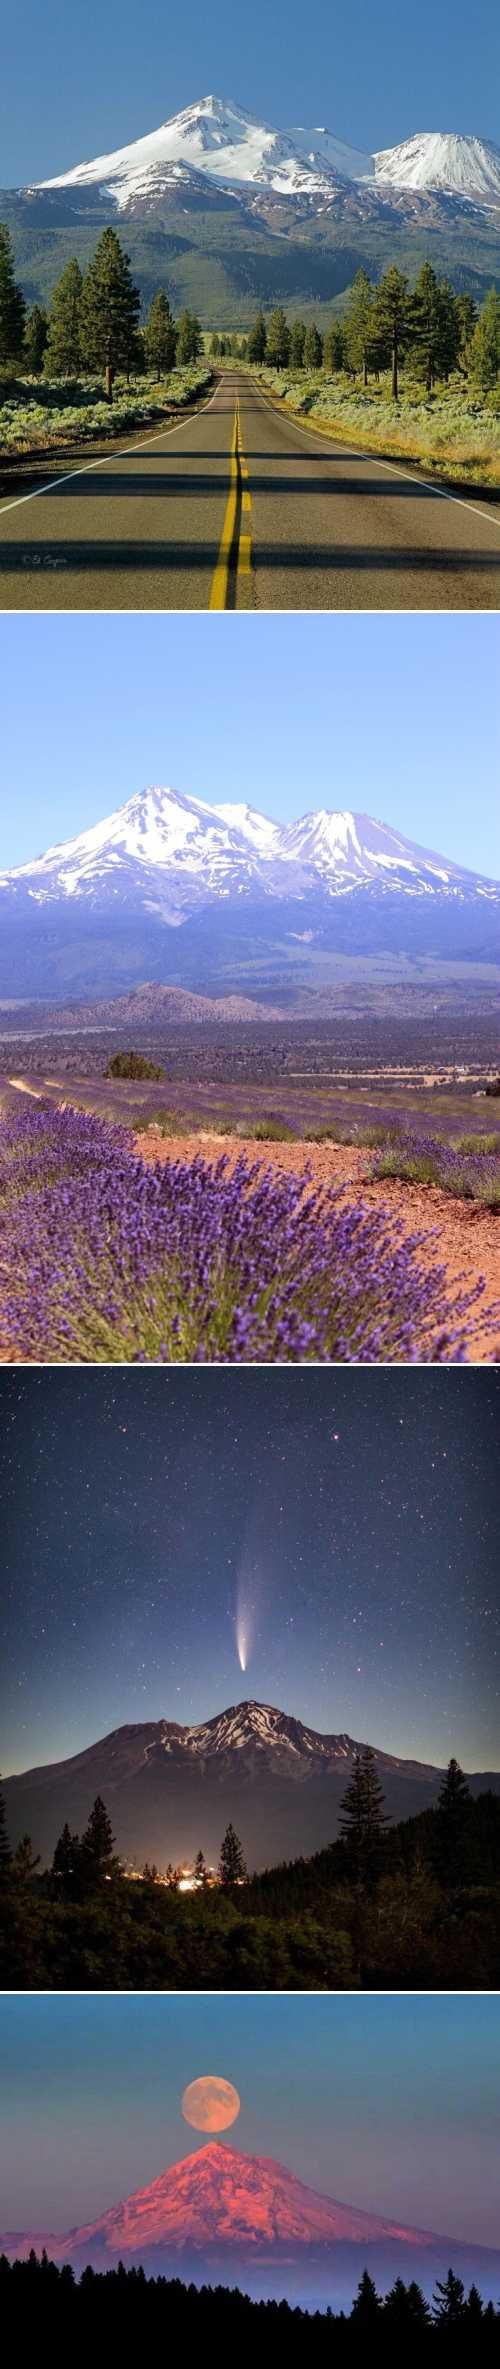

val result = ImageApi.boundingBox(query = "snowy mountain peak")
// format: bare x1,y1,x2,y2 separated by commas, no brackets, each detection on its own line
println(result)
373,130,500,204
1,786,498,931
0,2137,452,2265
35,94,500,210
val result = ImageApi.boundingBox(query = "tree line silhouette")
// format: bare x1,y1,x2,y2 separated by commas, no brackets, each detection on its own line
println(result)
1,2256,498,2338
0,1752,498,1989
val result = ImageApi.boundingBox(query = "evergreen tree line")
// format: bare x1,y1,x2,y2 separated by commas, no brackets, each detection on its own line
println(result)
0,1757,498,1990
209,331,248,358
0,222,202,395
0,2255,498,2337
245,270,500,394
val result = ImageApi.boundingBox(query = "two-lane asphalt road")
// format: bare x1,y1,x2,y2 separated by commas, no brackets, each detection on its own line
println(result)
0,370,498,609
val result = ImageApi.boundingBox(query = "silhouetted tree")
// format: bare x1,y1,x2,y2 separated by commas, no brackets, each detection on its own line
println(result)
433,2268,466,2322
351,2269,382,2325
340,1748,387,1880
434,1759,471,1884
0,1784,12,1875
79,1796,118,1886
219,1823,247,1886
52,1822,79,1886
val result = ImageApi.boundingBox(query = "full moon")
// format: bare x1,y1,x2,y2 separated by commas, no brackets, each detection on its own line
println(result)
181,2076,241,2132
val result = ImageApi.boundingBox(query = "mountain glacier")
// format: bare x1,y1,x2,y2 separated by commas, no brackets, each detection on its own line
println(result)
36,94,500,211
2,786,498,918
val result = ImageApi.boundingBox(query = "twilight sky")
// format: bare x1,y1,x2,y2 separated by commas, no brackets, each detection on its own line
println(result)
1,614,499,877
0,1994,499,2245
1,1366,498,1774
1,0,499,183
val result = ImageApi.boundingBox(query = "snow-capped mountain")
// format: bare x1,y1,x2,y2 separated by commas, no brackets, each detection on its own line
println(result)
35,94,500,213
2,786,498,919
374,130,500,205
2,787,498,997
38,94,372,207
0,2138,449,2260
3,2138,499,2307
3,1700,498,1871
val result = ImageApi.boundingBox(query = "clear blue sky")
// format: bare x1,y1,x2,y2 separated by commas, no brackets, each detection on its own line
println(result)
1,614,499,877
1,1995,499,2243
1,0,499,185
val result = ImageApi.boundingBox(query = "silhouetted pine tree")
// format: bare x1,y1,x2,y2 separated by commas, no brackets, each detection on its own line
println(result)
219,1823,247,1886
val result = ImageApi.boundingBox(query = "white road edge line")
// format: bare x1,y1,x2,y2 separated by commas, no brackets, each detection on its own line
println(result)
0,383,221,521
253,381,500,534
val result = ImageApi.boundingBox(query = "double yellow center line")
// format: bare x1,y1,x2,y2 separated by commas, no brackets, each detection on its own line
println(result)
209,401,252,609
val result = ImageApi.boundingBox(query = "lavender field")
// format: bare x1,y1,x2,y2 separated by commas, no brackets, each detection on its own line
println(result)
0,1098,497,1365
2,1068,500,1147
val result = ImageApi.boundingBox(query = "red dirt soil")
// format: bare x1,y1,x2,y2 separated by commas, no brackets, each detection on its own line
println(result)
136,1127,500,1363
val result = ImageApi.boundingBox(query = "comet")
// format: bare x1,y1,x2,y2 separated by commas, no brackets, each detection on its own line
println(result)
236,1615,249,1672
235,1544,259,1673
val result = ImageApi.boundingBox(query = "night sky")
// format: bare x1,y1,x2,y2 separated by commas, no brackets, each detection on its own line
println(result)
1,1368,499,1776
1,1995,499,2246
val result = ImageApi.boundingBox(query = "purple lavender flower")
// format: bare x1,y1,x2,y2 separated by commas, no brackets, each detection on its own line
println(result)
0,1104,497,1365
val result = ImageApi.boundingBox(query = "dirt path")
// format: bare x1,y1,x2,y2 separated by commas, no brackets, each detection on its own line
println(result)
136,1127,500,1362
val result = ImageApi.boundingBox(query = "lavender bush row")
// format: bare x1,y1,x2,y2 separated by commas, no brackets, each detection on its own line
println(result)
0,1104,497,1364
373,1130,500,1208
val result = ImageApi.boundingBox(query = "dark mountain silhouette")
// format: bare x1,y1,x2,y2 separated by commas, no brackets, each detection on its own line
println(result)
3,1699,499,1870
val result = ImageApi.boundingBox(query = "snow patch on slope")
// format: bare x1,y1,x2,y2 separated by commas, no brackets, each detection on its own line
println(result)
373,130,500,204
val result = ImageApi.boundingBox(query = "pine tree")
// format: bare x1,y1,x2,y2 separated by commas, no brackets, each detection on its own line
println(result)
13,1835,40,1883
45,258,83,378
144,289,177,377
384,2276,429,2324
24,304,48,375
324,321,345,372
436,279,461,379
434,1758,471,1884
304,322,323,370
344,269,375,384
176,309,202,364
210,332,221,357
194,1848,208,1887
289,319,306,367
80,229,141,398
0,223,26,367
0,1784,12,1875
465,2284,484,2321
52,1822,79,1884
456,291,478,370
247,308,267,363
351,2270,382,2325
219,1823,247,1886
471,287,500,388
266,307,290,368
79,1795,117,1884
340,1748,387,1880
372,264,411,398
432,2269,466,2322
410,265,460,390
